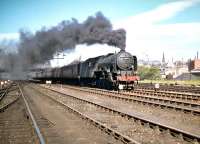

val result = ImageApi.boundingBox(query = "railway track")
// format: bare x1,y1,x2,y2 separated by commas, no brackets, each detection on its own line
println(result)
0,83,42,144
30,84,139,144
0,84,12,103
36,84,200,144
22,83,129,144
131,89,200,102
59,85,200,115
18,84,45,144
136,84,200,94
50,85,200,136
21,85,67,144
0,83,21,113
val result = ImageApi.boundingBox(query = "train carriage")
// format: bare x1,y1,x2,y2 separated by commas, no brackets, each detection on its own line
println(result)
33,50,139,90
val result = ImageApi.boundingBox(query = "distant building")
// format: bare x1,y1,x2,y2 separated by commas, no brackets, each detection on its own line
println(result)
138,52,200,80
159,52,189,79
188,59,200,80
166,61,188,79
188,59,200,72
188,51,200,75
174,51,200,80
160,52,167,78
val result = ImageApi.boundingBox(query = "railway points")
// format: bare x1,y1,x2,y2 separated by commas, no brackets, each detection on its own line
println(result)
0,83,40,143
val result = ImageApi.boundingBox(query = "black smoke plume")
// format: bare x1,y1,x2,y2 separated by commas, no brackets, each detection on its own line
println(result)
0,12,126,79
19,12,126,66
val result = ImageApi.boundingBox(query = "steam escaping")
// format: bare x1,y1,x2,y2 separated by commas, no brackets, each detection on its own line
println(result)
19,12,126,66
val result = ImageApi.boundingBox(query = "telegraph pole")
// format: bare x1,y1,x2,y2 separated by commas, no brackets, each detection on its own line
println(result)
53,49,65,89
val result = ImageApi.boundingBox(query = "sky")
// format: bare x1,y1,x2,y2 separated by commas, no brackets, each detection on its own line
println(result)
1,0,200,66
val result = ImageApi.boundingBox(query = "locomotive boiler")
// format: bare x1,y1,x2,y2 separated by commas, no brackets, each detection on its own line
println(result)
34,50,139,90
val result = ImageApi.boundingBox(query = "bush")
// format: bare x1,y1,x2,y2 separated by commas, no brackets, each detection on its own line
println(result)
137,66,161,80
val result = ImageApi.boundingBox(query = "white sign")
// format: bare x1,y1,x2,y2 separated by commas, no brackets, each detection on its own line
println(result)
46,80,52,84
155,83,160,89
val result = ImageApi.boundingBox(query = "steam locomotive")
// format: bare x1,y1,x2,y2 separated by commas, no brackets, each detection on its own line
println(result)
33,50,139,90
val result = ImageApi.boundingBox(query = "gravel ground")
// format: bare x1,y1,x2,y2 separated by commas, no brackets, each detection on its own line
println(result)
24,84,124,144
38,84,193,144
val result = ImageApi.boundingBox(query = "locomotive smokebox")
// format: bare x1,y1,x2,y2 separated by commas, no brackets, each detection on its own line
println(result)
116,51,135,70
98,50,137,72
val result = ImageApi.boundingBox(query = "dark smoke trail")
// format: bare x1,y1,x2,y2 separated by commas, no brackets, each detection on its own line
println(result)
0,12,126,79
19,12,126,66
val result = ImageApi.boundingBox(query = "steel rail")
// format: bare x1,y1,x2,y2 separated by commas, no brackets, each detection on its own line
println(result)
63,84,200,101
133,89,200,101
42,85,200,143
135,85,200,94
0,83,20,113
33,85,139,144
0,85,11,102
62,85,200,115
18,85,46,144
91,88,200,108
0,97,19,113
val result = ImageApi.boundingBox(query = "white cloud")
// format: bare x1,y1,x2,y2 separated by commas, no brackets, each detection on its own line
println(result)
115,0,199,27
0,33,19,41
114,0,200,61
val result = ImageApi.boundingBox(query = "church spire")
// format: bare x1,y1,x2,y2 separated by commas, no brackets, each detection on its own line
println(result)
162,52,165,63
161,52,166,75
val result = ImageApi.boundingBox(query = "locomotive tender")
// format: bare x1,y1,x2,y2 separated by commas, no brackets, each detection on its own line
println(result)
34,50,139,90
